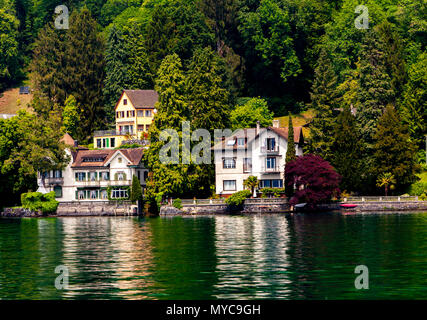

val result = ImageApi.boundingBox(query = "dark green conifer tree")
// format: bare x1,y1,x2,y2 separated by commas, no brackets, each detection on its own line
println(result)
309,48,339,159
285,114,296,164
330,106,364,193
372,105,419,191
103,25,130,124
356,29,394,146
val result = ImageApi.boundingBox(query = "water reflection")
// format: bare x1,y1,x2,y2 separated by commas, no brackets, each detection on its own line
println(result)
214,215,291,299
0,213,426,300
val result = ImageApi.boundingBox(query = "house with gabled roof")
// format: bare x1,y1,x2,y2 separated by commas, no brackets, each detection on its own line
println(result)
38,135,148,202
213,120,304,196
93,90,158,149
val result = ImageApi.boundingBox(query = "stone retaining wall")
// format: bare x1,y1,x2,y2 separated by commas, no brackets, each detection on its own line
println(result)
353,201,427,212
0,207,43,217
55,202,137,216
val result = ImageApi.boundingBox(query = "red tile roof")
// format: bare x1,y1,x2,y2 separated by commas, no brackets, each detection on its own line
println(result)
71,148,144,168
269,126,304,144
123,90,158,109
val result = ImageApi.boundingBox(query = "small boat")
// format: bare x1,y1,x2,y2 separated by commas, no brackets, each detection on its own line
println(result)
340,203,358,209
294,203,307,209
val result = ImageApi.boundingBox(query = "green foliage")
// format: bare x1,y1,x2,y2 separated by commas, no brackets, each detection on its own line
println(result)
408,182,427,196
31,8,105,143
62,95,80,138
230,98,273,130
239,0,301,84
0,110,69,208
399,52,427,150
309,49,339,158
372,105,419,190
172,198,182,209
243,175,259,195
130,175,143,203
155,192,164,209
285,114,296,164
0,8,19,91
21,191,59,214
330,106,364,192
225,190,252,206
376,172,396,196
260,187,286,196
356,29,394,145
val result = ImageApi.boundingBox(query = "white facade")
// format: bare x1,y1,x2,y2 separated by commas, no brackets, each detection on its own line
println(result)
214,124,304,196
38,148,148,202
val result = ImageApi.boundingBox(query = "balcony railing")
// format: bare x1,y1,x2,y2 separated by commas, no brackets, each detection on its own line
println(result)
261,166,281,173
243,164,252,173
260,146,280,153
94,130,117,137
44,177,64,185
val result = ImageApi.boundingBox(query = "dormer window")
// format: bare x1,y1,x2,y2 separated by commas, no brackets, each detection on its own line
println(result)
237,138,245,146
227,139,236,146
123,99,127,105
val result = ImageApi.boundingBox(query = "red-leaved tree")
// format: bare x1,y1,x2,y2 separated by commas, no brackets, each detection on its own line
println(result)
285,154,341,207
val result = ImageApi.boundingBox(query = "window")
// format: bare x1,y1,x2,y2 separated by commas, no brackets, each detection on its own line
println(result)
227,139,236,146
266,138,276,151
130,110,135,117
138,125,144,132
266,157,276,169
117,172,125,180
116,112,120,119
243,158,252,172
145,110,152,117
223,157,236,169
89,172,97,181
101,190,108,199
223,180,236,191
97,139,101,148
137,170,140,180
145,124,150,131
90,190,97,199
259,179,283,188
78,190,85,199
121,111,125,118
54,170,62,178
103,138,106,148
76,172,86,181
126,111,129,117
138,110,144,117
111,138,115,148
118,157,122,163
123,99,127,105
237,138,245,146
111,188,128,199
143,171,148,182
101,172,110,181
54,186,62,198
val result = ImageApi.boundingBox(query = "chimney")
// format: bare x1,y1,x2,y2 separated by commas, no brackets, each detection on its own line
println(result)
74,140,78,148
272,119,280,128
256,121,260,135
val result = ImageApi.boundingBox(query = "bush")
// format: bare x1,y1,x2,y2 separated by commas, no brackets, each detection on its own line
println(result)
172,198,183,209
225,190,252,206
155,192,164,208
21,191,59,214
408,182,427,196
260,187,286,197
420,193,427,201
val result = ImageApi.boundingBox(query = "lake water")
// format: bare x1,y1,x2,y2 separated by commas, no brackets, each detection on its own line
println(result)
0,213,426,300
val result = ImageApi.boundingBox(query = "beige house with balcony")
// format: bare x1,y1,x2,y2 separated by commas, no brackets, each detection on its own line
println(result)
213,121,304,196
38,134,148,202
93,90,158,149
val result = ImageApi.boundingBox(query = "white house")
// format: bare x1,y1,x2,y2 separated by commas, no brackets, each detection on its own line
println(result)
213,120,304,196
37,134,148,202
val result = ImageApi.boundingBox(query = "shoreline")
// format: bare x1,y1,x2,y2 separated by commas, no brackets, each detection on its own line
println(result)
2,200,427,218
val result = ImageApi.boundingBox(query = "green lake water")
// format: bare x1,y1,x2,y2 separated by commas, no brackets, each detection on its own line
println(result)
0,212,426,300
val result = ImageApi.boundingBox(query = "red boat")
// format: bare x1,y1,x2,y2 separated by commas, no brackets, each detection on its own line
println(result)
340,203,358,209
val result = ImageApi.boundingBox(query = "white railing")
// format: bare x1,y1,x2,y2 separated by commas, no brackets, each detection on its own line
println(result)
181,199,225,205
342,196,420,202
244,198,287,204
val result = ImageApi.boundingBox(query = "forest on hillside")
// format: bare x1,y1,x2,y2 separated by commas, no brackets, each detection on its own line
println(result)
0,0,426,205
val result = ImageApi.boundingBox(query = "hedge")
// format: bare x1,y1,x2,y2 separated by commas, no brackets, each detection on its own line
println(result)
21,191,59,214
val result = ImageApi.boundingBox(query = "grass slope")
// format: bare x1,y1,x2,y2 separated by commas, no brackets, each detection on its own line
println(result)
274,109,314,137
0,87,33,114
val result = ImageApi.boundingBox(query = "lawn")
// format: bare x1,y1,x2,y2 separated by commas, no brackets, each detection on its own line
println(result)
274,109,314,137
0,87,33,114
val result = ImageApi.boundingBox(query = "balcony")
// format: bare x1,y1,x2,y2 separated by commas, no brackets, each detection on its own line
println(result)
75,180,101,187
243,164,252,173
44,177,64,185
94,130,117,137
260,146,280,154
261,166,281,174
